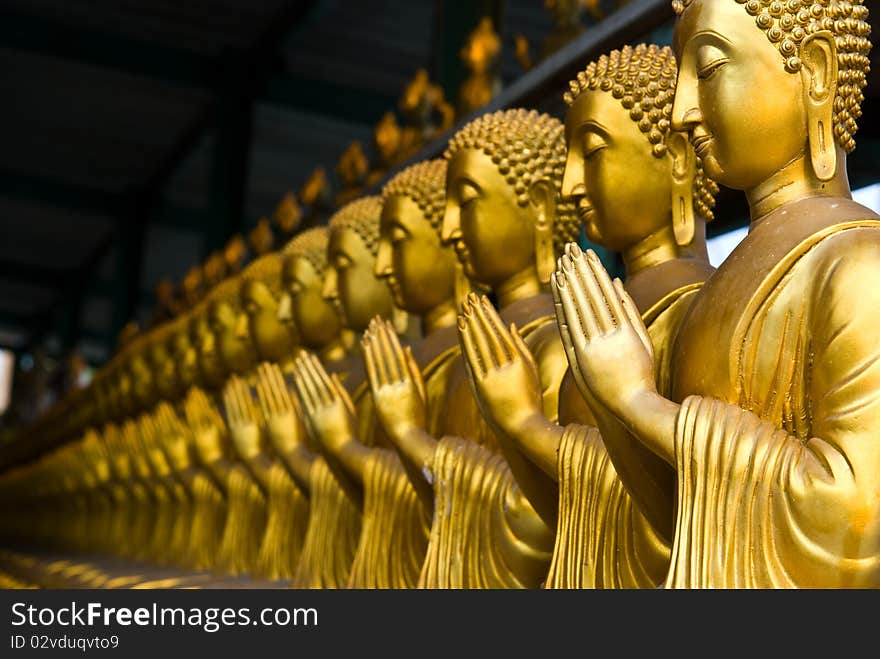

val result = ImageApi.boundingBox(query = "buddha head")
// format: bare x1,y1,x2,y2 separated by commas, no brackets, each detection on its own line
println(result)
147,322,180,402
562,44,719,252
206,276,258,376
377,159,458,317
170,312,200,392
442,108,580,290
279,227,342,351
127,337,157,412
324,196,397,333
190,300,224,390
670,0,871,191
238,252,296,363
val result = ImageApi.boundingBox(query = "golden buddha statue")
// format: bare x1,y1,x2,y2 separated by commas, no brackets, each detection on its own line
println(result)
300,167,334,228
282,196,401,588
292,163,458,587
221,252,311,581
358,109,579,587
367,112,405,186
248,218,276,257
553,0,877,588
224,234,248,276
273,191,302,241
398,69,455,156
458,44,720,588
458,17,503,115
335,141,370,207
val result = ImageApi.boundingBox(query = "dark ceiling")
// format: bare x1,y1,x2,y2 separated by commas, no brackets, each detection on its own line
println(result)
0,0,878,367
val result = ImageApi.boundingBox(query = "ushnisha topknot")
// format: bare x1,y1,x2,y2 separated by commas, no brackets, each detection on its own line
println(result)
672,0,871,153
564,44,719,221
444,108,581,252
328,195,383,256
282,226,329,275
240,252,283,296
382,159,448,233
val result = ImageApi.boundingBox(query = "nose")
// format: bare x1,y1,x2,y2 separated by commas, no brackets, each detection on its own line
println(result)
277,293,292,322
671,74,701,134
322,267,338,301
374,239,393,278
561,147,586,200
441,201,461,245
235,312,249,339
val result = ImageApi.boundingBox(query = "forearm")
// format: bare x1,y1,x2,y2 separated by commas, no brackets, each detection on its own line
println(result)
508,413,565,481
591,398,676,543
494,428,559,531
279,445,316,494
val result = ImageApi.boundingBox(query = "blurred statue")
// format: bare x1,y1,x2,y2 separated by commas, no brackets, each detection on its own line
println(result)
458,17,502,115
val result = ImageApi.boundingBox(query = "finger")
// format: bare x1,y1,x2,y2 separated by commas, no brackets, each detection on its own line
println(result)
586,249,624,329
474,295,511,365
385,322,411,383
311,353,338,404
295,359,319,414
560,254,599,340
509,323,540,381
363,332,380,391
614,278,653,357
255,376,271,420
481,295,517,360
377,320,402,383
273,364,294,412
465,294,498,370
404,346,426,404
568,247,613,334
369,326,390,386
458,313,485,379
332,373,355,417
303,353,331,406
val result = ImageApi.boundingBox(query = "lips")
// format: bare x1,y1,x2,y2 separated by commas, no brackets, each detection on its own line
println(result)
576,198,594,223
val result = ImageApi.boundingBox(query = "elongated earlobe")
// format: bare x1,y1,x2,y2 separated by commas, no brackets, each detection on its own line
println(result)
667,132,695,247
800,31,838,182
529,181,557,284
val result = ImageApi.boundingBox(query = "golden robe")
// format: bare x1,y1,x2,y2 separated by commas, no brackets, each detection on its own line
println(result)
347,325,457,588
256,461,308,581
547,282,703,588
419,295,563,588
664,201,880,588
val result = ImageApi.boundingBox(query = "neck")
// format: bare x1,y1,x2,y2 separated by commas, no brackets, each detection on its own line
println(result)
496,265,544,309
747,151,851,225
622,224,679,278
422,298,458,335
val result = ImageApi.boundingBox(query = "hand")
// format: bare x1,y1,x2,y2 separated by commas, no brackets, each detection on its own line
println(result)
183,388,228,464
154,402,192,470
291,351,356,453
222,375,263,460
458,293,544,440
362,316,427,441
552,244,656,422
254,362,309,455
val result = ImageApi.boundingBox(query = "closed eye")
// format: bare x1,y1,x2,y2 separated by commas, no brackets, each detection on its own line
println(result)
698,58,728,80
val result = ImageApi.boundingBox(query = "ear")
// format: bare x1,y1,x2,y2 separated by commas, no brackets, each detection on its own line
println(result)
667,131,695,247
800,30,838,182
529,180,557,284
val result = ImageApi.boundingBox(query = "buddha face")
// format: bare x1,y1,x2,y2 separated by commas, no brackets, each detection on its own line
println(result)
376,194,457,315
192,313,225,389
280,255,340,350
208,299,257,375
150,341,178,401
563,89,672,250
323,226,394,332
442,148,538,288
671,0,807,190
240,279,294,362
171,327,199,391
128,351,155,410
